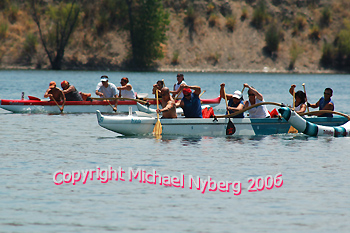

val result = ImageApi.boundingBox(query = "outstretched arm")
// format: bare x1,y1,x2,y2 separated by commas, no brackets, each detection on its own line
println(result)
244,83,263,101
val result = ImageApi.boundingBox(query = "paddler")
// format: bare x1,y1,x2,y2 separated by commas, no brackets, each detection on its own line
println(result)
117,77,136,99
44,81,66,111
61,80,83,101
95,75,118,111
220,83,244,118
156,87,177,118
176,84,202,118
172,73,187,99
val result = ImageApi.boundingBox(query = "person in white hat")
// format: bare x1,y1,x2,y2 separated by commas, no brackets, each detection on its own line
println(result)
220,83,244,118
95,75,118,98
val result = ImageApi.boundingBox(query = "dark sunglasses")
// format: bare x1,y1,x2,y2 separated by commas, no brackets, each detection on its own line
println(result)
324,92,331,95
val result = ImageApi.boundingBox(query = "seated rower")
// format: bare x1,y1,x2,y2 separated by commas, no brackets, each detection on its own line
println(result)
95,75,118,111
117,77,136,99
44,81,66,112
220,83,244,118
176,84,202,118
289,84,306,114
308,88,334,117
156,87,177,118
61,80,83,101
243,83,270,118
152,80,164,98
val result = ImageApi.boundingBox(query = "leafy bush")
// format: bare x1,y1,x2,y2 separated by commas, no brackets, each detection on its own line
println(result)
171,50,179,65
265,23,280,54
320,6,332,27
309,24,320,41
225,15,236,32
8,3,19,23
320,20,350,70
292,14,307,36
208,13,218,27
295,14,307,30
289,40,303,70
251,0,268,29
0,0,9,10
241,6,248,21
185,6,196,26
320,42,335,68
23,33,38,61
0,22,8,40
207,3,215,15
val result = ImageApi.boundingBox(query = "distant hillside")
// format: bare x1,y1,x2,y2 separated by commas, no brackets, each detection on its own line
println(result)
0,0,349,73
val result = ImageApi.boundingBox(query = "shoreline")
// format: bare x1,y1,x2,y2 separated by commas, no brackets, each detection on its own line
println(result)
0,65,348,74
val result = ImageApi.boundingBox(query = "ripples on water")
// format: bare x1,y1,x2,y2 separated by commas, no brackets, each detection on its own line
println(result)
1,71,349,232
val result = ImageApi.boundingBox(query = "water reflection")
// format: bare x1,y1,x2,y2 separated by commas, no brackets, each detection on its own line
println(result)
180,137,202,146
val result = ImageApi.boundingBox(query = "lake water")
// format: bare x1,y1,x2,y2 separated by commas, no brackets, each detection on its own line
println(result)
1,70,349,232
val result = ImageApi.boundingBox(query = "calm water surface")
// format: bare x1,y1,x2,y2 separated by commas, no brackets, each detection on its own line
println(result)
0,71,349,232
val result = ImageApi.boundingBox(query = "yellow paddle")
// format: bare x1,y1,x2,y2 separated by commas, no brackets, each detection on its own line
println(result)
199,90,206,98
153,90,162,136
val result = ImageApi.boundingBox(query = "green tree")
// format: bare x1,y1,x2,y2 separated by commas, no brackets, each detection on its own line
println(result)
125,0,170,69
30,0,81,70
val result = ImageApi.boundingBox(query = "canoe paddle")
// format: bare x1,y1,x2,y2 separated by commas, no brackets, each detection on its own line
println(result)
107,100,117,112
223,87,235,135
52,98,64,113
288,89,298,133
153,90,162,136
199,90,206,98
302,83,309,112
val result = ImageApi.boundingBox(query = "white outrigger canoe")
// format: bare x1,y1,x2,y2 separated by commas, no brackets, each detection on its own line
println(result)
279,107,350,137
0,96,221,114
96,110,348,136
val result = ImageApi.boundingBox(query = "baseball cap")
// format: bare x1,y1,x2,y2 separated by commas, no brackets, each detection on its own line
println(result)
100,75,108,82
232,90,242,99
183,88,192,95
49,81,56,88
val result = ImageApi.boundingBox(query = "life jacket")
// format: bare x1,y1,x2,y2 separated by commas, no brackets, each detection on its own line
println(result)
202,107,215,118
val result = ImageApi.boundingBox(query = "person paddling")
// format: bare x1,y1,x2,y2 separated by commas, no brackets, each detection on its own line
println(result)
243,83,270,118
61,80,83,101
152,80,164,98
308,88,334,117
289,84,306,114
44,81,66,111
172,73,187,98
220,83,244,118
176,84,202,118
156,87,177,118
117,77,136,99
95,75,118,111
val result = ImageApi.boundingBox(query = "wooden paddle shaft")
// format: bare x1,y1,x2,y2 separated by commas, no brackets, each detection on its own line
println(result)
52,98,63,112
302,83,309,112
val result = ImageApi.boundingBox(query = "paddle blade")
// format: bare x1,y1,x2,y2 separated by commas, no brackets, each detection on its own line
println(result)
288,126,298,134
226,119,236,135
153,119,162,136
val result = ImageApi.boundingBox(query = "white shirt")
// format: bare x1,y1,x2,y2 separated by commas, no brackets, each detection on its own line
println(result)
247,98,270,118
96,82,118,98
174,81,187,98
120,84,136,99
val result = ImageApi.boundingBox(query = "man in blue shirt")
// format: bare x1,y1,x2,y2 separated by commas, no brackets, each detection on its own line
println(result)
176,84,202,118
308,88,334,117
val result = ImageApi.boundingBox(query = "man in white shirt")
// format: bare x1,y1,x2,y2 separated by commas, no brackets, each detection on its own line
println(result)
172,73,187,99
95,75,118,111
